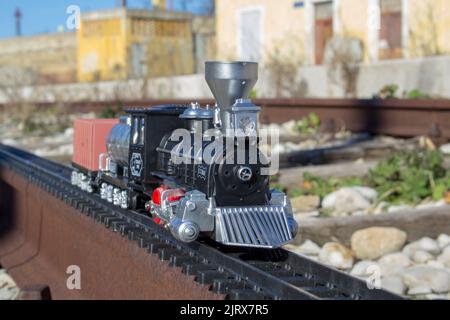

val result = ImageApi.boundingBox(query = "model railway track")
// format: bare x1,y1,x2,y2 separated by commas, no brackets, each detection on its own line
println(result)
0,144,402,300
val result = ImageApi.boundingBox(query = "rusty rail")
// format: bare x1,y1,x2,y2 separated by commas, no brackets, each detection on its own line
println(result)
0,144,402,300
2,98,448,143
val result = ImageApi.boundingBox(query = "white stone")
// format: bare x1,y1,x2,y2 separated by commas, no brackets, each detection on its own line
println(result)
0,270,19,300
295,240,322,256
373,201,389,215
403,266,450,293
322,187,372,214
321,191,337,209
350,261,379,278
412,250,434,264
378,252,412,276
387,205,413,213
351,210,368,216
425,294,449,300
408,285,432,296
437,234,450,249
318,242,354,270
443,246,450,255
403,237,441,257
439,143,450,155
382,276,405,296
280,120,298,136
351,186,378,202
416,200,447,210
437,248,450,268
426,260,445,269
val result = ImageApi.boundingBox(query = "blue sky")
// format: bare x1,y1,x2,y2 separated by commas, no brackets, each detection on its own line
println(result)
0,0,213,39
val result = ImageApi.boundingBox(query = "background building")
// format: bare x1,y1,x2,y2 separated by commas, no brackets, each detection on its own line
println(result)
0,32,77,86
0,4,215,86
215,0,450,65
77,8,195,82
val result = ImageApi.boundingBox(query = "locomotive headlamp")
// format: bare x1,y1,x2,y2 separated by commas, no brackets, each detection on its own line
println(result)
237,166,253,182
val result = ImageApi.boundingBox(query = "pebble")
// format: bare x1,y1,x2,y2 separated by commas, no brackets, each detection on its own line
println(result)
350,187,378,202
350,260,379,278
322,187,374,216
437,234,450,249
425,294,449,300
426,260,445,269
402,237,441,257
351,227,407,260
408,285,432,296
0,270,19,300
290,195,320,213
403,266,450,294
351,210,368,216
387,205,413,213
291,233,450,299
373,201,389,215
439,143,450,155
318,242,354,270
412,250,434,264
294,240,322,256
382,276,406,295
378,252,412,277
437,246,450,268
416,200,446,210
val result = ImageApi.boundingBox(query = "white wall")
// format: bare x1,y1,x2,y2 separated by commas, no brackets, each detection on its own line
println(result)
1,55,449,103
356,56,450,98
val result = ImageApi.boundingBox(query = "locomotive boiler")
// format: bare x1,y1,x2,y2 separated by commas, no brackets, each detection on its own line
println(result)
71,61,298,248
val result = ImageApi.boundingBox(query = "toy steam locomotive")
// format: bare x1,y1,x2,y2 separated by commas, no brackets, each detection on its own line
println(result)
71,61,298,248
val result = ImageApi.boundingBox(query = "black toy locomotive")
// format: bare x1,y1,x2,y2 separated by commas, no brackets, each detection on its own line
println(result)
71,61,298,248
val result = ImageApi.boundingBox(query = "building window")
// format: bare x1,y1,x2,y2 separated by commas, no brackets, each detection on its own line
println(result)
379,0,403,59
238,8,263,62
314,1,333,64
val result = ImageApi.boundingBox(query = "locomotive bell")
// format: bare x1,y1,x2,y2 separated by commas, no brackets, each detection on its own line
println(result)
205,61,258,132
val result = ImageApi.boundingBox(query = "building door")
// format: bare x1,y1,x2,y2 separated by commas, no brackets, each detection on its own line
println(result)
314,1,333,65
379,0,402,59
131,43,147,78
239,9,262,62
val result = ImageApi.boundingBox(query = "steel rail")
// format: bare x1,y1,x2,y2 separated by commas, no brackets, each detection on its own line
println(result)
2,98,450,141
0,144,403,300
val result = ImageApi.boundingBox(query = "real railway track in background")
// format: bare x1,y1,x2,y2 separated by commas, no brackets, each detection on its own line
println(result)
0,144,402,300
3,97,450,142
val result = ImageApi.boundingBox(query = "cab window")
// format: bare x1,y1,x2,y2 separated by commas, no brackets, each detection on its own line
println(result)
132,117,139,145
139,118,145,145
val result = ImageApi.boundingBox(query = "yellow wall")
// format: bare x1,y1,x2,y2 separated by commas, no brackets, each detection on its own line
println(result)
77,15,127,82
77,9,194,82
408,0,450,57
339,0,368,43
128,18,194,77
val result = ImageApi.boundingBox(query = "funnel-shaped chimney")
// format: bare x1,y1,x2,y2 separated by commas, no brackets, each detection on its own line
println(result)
205,61,258,109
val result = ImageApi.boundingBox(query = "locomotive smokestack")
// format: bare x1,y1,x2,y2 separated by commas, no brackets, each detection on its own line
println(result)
205,61,258,129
